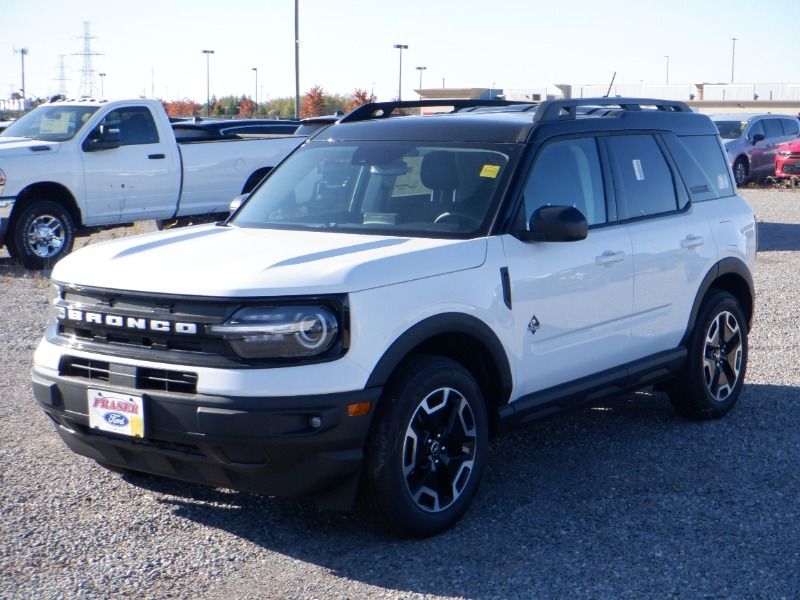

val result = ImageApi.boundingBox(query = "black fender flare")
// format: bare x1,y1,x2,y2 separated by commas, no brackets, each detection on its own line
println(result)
681,256,754,346
365,312,513,403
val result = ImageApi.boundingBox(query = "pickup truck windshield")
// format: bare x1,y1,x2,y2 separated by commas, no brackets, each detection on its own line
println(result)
1,105,99,141
232,141,517,238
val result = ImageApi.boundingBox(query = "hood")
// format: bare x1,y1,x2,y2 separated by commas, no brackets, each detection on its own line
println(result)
777,138,800,152
52,224,488,297
0,138,61,155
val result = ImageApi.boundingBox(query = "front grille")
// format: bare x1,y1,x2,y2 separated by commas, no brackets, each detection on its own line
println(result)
60,356,198,395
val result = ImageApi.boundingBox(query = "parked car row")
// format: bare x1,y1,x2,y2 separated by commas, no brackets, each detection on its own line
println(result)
710,113,800,184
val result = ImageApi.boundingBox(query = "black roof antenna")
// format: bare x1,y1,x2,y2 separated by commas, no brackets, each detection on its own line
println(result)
604,72,617,97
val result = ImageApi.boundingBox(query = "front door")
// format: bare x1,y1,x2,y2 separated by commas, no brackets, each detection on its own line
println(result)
502,136,634,397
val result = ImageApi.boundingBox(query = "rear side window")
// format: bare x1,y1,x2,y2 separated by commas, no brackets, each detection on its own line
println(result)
667,135,735,201
762,118,783,139
781,118,800,136
606,135,678,220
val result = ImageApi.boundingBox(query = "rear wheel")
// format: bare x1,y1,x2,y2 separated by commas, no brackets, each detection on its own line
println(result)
362,356,488,537
669,291,748,420
8,199,76,270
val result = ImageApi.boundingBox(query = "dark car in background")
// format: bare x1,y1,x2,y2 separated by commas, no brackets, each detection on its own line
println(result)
711,113,800,185
171,118,300,142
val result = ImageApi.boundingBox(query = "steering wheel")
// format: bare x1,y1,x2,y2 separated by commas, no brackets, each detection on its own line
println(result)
433,212,481,229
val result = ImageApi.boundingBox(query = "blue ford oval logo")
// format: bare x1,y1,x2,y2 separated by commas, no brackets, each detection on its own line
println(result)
104,412,129,427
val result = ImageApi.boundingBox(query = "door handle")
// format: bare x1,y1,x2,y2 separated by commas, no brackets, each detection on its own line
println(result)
681,234,705,249
148,153,166,160
595,250,625,265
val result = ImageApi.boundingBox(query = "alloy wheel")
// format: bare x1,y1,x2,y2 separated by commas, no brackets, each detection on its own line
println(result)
702,311,743,402
26,214,66,258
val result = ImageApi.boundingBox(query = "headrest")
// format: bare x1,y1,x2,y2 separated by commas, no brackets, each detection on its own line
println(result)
420,151,459,191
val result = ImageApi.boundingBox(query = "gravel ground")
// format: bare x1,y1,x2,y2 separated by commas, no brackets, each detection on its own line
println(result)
1,188,799,599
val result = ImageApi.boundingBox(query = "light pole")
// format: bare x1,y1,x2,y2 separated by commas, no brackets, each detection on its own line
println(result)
294,0,300,119
99,72,106,97
394,44,408,101
252,67,258,114
15,47,28,101
731,37,738,83
202,49,214,116
663,55,669,84
416,66,426,90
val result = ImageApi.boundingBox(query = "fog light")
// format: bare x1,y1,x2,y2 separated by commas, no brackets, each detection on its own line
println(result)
309,416,322,429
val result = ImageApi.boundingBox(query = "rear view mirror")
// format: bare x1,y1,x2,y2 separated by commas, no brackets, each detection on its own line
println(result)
515,205,588,243
751,133,765,144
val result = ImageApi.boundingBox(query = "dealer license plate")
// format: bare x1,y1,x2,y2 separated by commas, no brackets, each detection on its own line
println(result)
88,388,145,438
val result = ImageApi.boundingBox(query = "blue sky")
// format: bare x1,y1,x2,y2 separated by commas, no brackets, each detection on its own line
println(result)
1,0,798,102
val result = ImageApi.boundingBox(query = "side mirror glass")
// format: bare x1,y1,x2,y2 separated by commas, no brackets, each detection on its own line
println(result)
515,205,588,243
229,193,248,215
751,133,765,144
83,124,122,151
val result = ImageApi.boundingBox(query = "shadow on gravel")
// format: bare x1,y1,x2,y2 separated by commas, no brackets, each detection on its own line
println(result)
757,221,800,252
130,383,800,598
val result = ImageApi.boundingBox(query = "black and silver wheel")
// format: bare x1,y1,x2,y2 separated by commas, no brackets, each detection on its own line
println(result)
733,158,749,186
670,291,748,420
9,199,76,270
363,356,488,537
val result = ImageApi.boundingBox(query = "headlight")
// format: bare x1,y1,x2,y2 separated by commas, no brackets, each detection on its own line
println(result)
48,283,64,323
777,150,792,156
208,305,339,359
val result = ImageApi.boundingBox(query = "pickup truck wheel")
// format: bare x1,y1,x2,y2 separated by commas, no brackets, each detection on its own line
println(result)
733,158,749,186
669,291,748,420
9,199,76,270
363,356,488,537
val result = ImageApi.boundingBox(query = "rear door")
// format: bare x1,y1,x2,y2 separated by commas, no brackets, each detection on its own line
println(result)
502,136,635,395
604,134,717,357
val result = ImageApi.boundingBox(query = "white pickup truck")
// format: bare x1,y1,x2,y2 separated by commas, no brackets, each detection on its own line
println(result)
0,98,304,268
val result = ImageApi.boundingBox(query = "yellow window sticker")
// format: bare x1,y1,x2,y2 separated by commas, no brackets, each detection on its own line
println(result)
480,164,501,179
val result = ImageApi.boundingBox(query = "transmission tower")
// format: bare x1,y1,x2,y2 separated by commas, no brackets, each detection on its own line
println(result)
53,55,70,96
73,21,102,97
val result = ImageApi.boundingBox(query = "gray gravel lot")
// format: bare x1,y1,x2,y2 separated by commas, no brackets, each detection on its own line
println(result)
1,188,799,599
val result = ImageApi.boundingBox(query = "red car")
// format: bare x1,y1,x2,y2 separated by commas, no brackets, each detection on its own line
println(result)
775,138,800,177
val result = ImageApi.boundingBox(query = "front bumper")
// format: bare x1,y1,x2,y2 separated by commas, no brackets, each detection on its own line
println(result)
32,366,381,509
0,197,14,248
775,157,800,177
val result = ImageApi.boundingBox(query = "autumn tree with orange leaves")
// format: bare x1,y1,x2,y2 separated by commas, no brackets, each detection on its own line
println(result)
301,85,327,118
343,88,376,113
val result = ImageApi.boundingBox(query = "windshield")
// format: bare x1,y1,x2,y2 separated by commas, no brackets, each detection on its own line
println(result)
713,120,747,140
232,141,518,238
0,105,99,141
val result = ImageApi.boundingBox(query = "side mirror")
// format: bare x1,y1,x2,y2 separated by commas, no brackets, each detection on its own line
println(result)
229,193,249,215
515,205,588,243
83,124,122,151
751,133,765,144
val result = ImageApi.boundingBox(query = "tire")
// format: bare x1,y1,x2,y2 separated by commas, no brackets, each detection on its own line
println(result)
733,157,749,186
8,199,76,270
669,290,748,420
362,355,489,538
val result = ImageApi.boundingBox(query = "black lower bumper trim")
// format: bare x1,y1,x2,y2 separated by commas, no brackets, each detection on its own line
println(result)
32,368,381,509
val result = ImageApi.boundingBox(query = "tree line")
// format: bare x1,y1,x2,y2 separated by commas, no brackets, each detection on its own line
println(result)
162,87,376,119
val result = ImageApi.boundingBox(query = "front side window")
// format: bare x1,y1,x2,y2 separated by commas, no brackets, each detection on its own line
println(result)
92,107,159,146
232,141,517,238
1,105,98,141
747,120,765,142
520,137,607,227
606,135,678,220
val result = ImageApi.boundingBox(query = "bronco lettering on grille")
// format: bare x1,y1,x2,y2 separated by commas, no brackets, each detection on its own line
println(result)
56,306,199,335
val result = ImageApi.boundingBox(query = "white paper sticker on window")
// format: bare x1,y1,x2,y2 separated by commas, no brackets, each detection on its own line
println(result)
632,159,645,181
717,174,730,190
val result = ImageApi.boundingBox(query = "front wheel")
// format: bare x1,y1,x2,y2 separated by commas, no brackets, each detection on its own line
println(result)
669,291,748,420
362,356,489,538
8,199,76,270
733,158,749,186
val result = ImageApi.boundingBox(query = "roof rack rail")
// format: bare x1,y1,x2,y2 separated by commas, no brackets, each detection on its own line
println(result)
533,97,692,123
339,99,533,123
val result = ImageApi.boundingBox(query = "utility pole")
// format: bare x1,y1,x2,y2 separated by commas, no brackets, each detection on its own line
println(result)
394,44,408,101
294,0,300,119
202,49,214,116
252,67,258,113
54,55,69,96
99,72,106,97
664,55,670,84
731,37,738,83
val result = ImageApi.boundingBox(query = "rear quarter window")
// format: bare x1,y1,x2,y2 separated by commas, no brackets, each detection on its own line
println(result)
781,118,800,136
666,134,735,201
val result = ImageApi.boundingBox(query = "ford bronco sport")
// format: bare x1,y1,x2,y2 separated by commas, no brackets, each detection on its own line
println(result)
33,98,756,537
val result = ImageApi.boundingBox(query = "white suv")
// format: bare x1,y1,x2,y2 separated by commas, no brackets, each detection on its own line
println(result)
33,98,756,537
